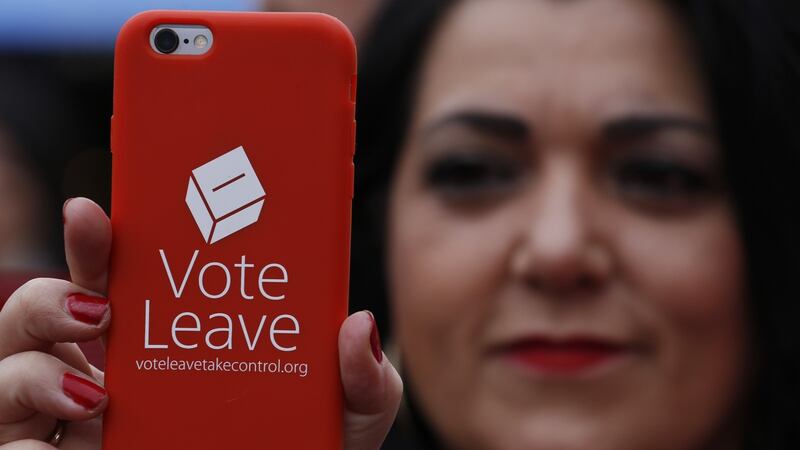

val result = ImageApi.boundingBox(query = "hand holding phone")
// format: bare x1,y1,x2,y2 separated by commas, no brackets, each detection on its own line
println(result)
0,10,401,450
0,198,401,450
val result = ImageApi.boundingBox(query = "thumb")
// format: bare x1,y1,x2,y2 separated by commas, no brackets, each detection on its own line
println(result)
63,197,111,295
340,311,403,450
63,197,112,350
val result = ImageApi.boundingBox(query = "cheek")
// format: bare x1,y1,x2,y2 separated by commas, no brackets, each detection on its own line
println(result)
387,188,525,410
619,208,745,327
617,206,749,416
389,196,515,348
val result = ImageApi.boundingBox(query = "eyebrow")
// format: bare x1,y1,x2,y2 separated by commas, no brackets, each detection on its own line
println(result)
420,111,711,145
421,111,530,141
603,115,712,141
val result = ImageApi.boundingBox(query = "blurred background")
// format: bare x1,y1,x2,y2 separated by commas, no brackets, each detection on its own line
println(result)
0,0,382,366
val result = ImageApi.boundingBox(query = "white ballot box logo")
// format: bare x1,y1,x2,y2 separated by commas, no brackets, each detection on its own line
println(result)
185,146,266,244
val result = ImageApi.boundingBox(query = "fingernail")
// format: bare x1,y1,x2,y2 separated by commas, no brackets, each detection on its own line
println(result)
62,372,106,410
367,310,383,363
66,293,109,325
62,198,74,224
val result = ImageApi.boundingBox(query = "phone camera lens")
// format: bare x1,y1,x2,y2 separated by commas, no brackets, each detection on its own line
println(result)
154,29,179,54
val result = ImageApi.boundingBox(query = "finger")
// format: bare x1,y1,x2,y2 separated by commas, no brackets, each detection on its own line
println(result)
0,414,52,448
64,198,112,351
63,198,111,296
340,311,402,450
0,352,106,435
0,440,56,450
0,279,109,360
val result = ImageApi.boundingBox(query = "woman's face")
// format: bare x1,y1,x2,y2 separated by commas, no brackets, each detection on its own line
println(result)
388,1,748,449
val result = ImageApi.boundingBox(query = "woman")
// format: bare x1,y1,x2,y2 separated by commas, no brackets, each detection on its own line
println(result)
1,0,799,449
354,0,799,448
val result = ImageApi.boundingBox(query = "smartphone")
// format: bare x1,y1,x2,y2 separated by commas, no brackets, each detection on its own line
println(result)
104,11,356,449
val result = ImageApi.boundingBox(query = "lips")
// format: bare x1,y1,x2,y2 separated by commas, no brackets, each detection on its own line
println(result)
498,336,631,375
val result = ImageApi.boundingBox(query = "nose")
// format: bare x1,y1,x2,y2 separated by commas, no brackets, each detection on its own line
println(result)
510,160,613,297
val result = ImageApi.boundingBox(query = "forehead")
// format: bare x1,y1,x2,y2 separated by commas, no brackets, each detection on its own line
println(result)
415,0,709,127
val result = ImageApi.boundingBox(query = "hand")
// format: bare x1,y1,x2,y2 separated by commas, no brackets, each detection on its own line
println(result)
0,197,402,449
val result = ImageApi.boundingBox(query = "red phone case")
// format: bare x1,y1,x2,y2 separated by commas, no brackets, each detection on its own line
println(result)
104,11,356,449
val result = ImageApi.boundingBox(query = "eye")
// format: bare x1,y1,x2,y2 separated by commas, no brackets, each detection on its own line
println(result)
613,156,714,207
424,151,521,199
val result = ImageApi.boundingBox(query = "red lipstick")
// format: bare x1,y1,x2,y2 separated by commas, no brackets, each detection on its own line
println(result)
500,337,629,375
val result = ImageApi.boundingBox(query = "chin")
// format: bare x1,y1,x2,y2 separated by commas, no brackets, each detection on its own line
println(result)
466,408,655,450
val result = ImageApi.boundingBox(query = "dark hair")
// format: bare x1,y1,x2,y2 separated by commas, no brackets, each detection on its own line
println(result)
351,0,454,334
683,1,800,448
352,0,800,448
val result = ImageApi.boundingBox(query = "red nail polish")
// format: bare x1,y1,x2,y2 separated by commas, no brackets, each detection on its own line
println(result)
66,293,109,325
367,311,383,363
62,198,74,224
62,372,106,410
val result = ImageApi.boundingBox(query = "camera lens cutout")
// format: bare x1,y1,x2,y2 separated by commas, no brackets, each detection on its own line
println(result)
154,28,179,54
150,25,213,55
